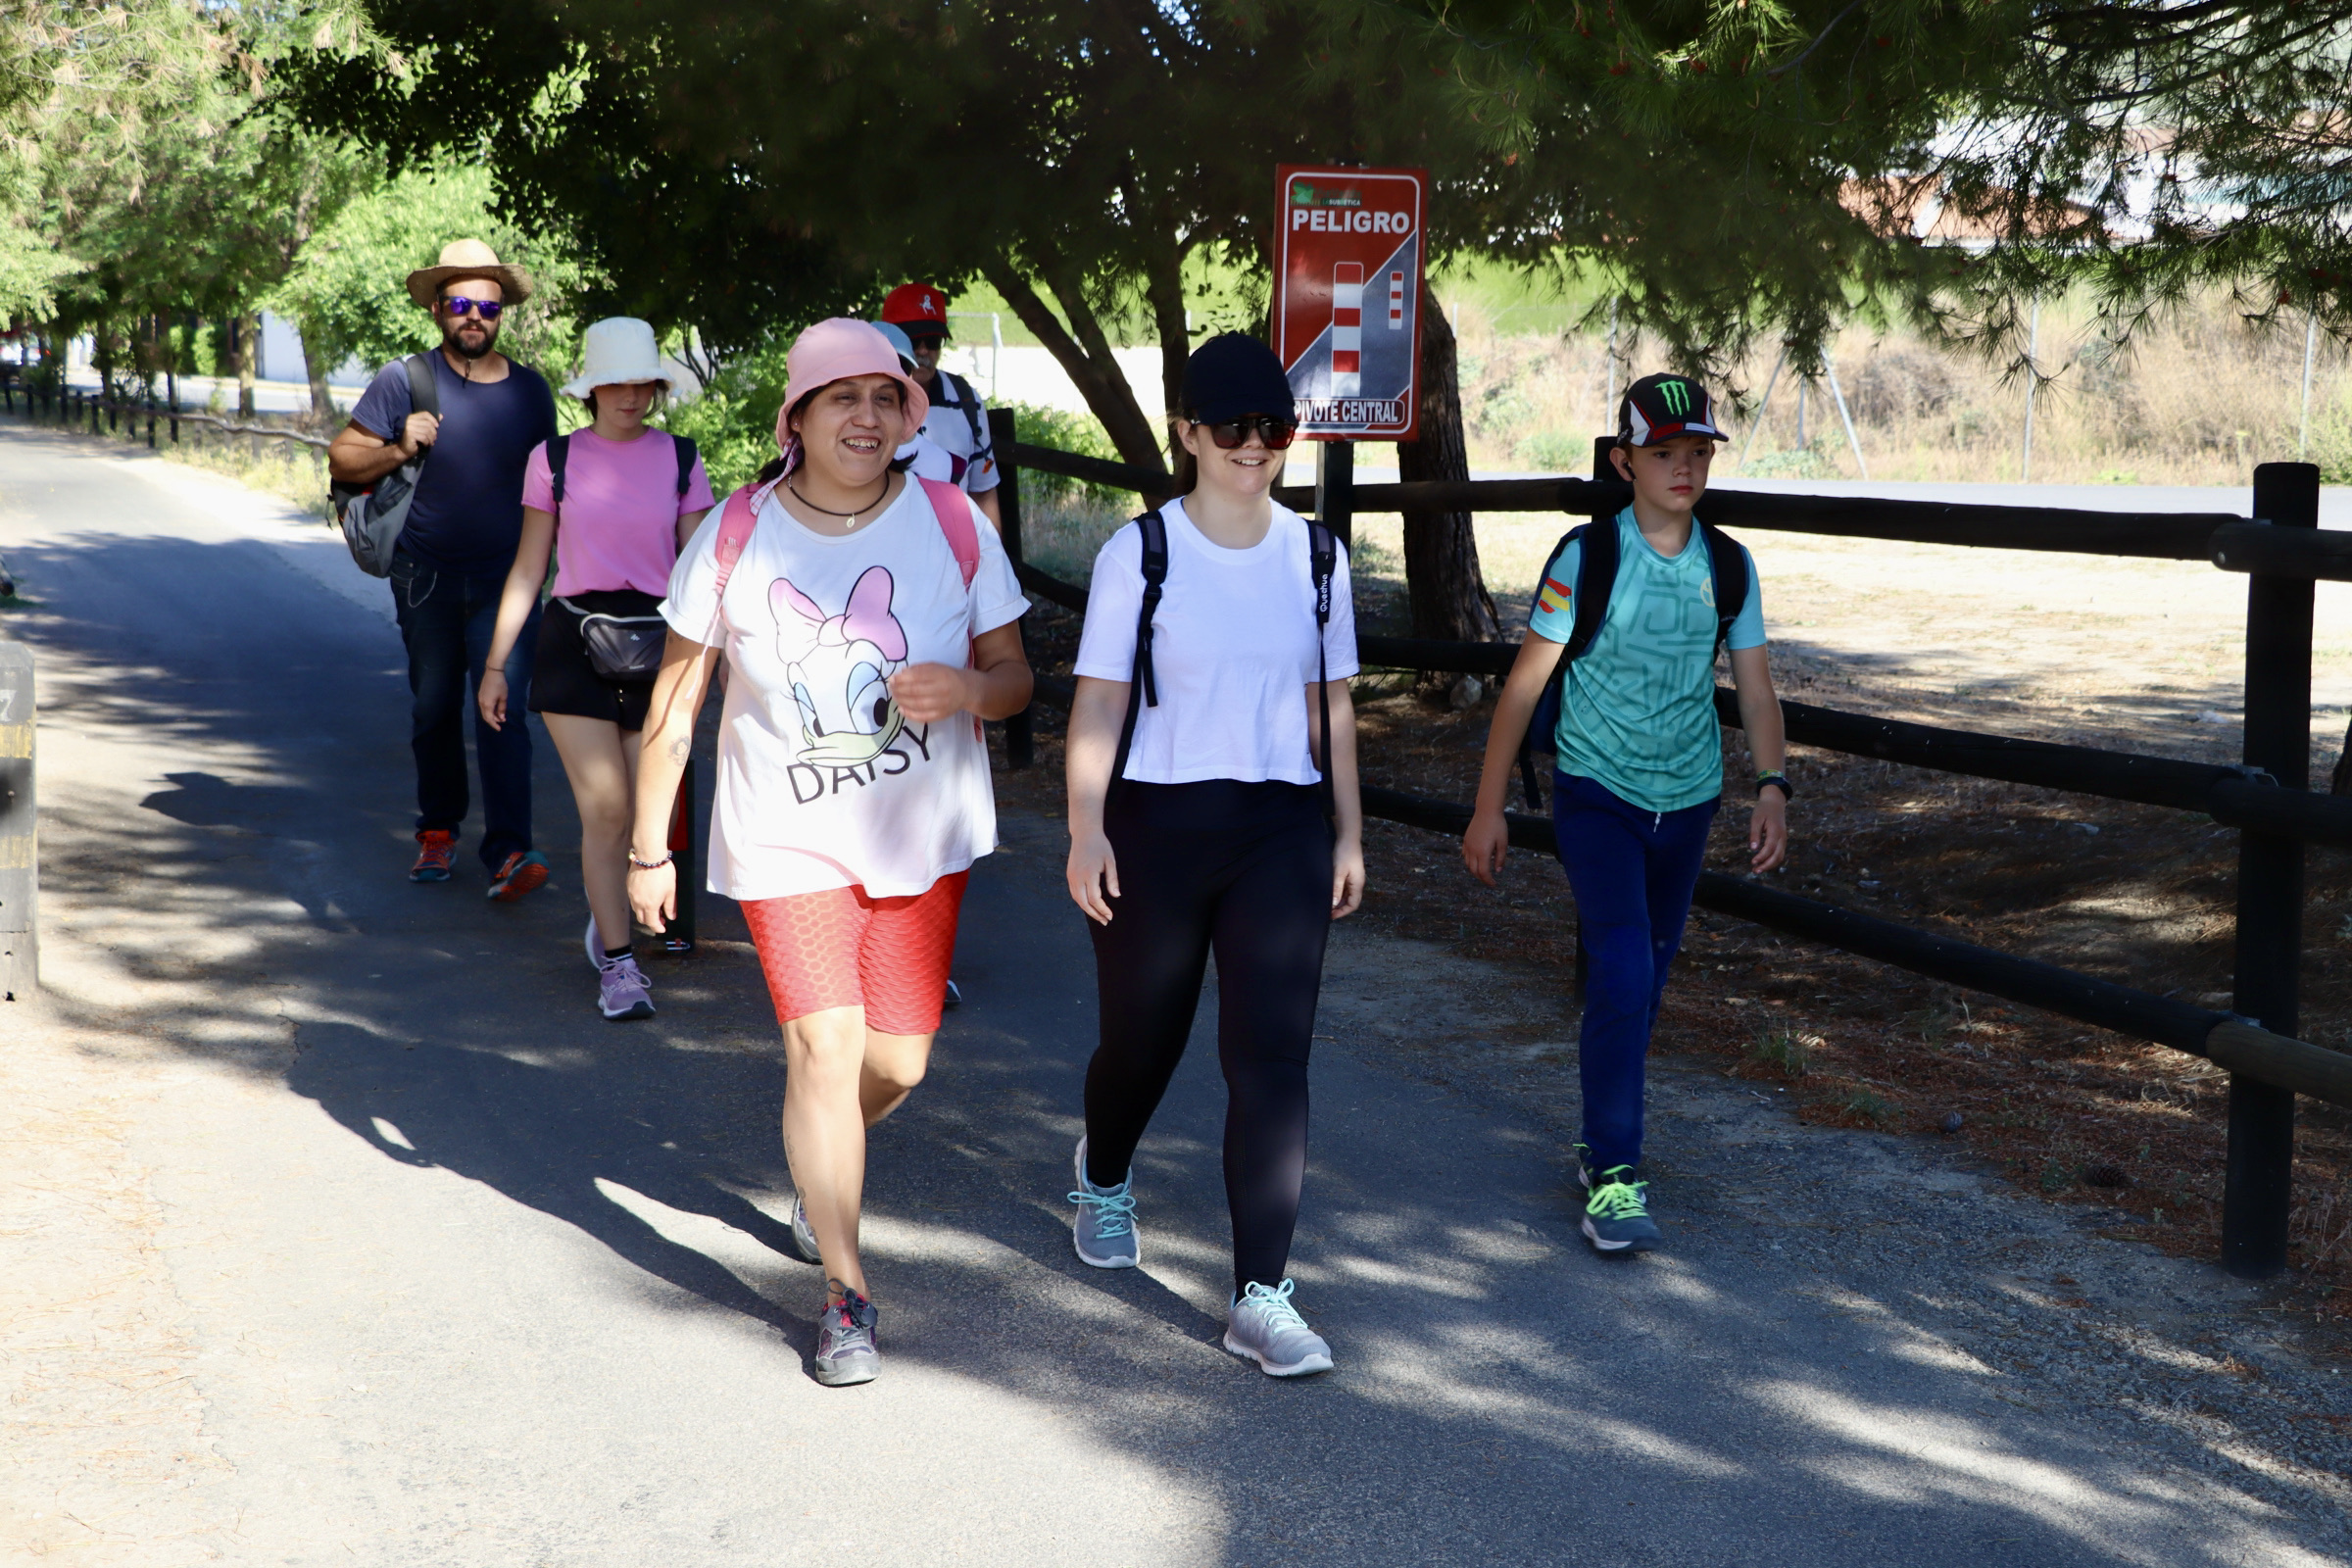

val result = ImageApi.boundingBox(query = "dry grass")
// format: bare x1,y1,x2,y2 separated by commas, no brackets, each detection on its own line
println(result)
1447,291,2352,486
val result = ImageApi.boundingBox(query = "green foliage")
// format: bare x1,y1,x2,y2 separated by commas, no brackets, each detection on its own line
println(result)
1841,1089,1897,1129
1514,429,1589,473
268,166,588,380
657,336,791,495
998,402,1133,506
1746,1029,1812,1080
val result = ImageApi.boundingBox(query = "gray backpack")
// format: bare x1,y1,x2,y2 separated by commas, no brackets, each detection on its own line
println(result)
333,354,440,577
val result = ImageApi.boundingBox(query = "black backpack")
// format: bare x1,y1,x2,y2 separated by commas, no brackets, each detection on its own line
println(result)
1517,514,1751,807
932,368,988,457
1111,509,1343,822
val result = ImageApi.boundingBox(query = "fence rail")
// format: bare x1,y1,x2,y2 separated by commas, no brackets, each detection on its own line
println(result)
3,383,333,453
996,416,2343,1279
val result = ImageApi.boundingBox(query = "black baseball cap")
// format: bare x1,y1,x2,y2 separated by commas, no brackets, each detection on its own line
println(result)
1617,372,1728,446
1182,333,1297,426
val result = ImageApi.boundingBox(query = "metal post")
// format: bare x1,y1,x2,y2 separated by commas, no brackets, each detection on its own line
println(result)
1823,358,1871,479
145,395,155,449
1736,349,1788,470
2300,313,2319,462
1315,439,1354,549
986,407,1032,770
2225,461,2318,1278
662,756,697,955
2022,300,2041,483
0,639,35,1000
1604,297,1620,417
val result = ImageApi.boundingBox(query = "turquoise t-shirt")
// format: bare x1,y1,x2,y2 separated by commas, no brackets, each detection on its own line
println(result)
1527,508,1767,813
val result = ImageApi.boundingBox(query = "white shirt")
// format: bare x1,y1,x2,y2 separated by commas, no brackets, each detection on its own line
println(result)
661,477,1029,899
1073,498,1358,786
919,369,1000,494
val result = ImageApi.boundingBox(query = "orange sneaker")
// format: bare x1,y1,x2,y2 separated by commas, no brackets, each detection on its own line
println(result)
410,830,457,883
486,850,549,903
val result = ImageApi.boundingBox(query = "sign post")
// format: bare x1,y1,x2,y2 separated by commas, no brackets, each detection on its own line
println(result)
1274,165,1428,446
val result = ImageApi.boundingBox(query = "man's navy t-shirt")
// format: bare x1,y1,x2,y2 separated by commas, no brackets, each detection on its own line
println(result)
351,352,558,577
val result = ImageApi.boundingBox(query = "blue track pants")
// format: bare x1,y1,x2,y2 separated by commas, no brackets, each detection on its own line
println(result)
1550,773,1719,1174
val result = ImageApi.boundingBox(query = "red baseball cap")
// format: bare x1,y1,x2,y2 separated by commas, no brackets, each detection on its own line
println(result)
880,282,951,338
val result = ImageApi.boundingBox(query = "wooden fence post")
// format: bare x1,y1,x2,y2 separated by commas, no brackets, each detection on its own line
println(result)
2225,461,2319,1278
987,407,1033,770
1316,439,1355,548
0,639,34,1001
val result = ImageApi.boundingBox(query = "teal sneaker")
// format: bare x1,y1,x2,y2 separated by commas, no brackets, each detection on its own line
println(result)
1581,1164,1661,1253
1224,1280,1334,1377
1068,1137,1139,1269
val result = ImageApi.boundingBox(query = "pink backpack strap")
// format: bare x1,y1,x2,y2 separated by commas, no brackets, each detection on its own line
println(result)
918,477,979,589
709,483,764,601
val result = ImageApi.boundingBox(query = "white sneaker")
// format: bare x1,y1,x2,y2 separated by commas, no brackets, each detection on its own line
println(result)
1068,1137,1139,1269
1224,1280,1333,1377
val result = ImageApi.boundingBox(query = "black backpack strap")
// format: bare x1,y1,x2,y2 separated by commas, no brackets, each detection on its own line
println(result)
1107,510,1169,797
1563,515,1619,662
1697,520,1750,653
1307,520,1340,824
1517,522,1598,809
671,433,699,495
404,352,439,419
547,432,571,512
940,369,986,455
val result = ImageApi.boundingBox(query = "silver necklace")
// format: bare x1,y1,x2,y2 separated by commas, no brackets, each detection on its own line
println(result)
788,477,889,529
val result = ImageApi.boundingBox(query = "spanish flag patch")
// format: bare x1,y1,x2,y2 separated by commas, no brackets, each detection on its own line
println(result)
1537,575,1573,616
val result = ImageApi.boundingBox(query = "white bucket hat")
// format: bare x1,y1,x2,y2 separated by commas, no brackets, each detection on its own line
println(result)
563,317,667,398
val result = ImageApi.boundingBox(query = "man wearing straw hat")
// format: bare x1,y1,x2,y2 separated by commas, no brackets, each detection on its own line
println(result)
329,239,561,897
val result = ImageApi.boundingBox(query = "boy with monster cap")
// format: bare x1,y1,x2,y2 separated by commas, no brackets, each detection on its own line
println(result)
1461,372,1791,1252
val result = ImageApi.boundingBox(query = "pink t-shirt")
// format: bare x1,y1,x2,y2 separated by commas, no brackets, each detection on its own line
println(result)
521,429,717,598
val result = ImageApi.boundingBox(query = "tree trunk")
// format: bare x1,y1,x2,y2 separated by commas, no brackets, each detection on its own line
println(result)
297,316,334,422
1141,231,1197,496
1396,303,1499,646
2332,715,2352,795
234,312,259,417
982,257,1170,489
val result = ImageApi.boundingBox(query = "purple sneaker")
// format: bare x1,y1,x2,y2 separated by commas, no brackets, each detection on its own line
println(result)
596,953,655,1021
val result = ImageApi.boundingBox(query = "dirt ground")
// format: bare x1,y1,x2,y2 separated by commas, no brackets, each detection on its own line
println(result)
1007,515,2352,1321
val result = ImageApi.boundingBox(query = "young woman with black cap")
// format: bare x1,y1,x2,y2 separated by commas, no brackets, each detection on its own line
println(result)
1060,332,1364,1378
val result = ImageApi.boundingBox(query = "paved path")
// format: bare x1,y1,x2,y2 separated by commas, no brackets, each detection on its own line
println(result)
0,420,2343,1566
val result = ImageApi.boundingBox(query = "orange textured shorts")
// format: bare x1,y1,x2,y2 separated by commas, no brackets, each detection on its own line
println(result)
739,870,969,1036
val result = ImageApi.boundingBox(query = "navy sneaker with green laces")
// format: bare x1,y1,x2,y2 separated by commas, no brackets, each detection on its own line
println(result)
1575,1148,1661,1253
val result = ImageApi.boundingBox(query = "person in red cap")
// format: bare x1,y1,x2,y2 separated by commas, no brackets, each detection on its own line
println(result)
879,283,1003,531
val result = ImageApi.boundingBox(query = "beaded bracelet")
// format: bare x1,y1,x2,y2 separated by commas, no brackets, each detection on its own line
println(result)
627,849,675,870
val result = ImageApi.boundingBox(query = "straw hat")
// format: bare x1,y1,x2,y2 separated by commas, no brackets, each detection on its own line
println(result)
563,318,667,398
406,239,537,309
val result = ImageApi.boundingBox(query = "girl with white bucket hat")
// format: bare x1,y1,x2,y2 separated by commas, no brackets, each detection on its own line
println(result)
480,318,716,1020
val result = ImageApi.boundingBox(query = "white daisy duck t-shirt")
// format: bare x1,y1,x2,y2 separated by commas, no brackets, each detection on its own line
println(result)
660,476,1028,901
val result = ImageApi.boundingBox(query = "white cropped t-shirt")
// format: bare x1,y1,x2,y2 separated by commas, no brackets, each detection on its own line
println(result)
1072,498,1358,786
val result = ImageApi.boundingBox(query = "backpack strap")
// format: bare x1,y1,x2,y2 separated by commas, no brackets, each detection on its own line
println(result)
1107,509,1169,794
1697,519,1750,652
917,475,980,589
671,433,699,497
938,368,987,456
1307,519,1340,824
708,482,767,609
1516,521,1599,807
1562,515,1620,662
547,431,571,514
404,352,439,419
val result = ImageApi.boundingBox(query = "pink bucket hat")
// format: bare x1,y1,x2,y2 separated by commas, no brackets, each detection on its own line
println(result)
774,318,930,472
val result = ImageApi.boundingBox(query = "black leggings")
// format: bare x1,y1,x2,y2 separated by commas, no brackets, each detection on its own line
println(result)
1084,780,1334,1298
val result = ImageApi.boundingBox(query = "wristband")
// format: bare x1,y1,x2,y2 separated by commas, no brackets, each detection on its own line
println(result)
1755,771,1792,801
628,849,674,870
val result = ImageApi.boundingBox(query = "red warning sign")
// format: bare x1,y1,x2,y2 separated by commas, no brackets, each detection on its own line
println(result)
1273,165,1426,441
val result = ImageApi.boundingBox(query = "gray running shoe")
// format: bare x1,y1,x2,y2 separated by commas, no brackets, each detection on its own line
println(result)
785,1194,821,1265
1068,1137,1139,1269
1581,1165,1662,1252
813,1287,879,1387
1224,1279,1333,1377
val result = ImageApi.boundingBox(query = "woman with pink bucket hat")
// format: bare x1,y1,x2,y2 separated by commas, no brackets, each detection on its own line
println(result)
626,318,1033,1386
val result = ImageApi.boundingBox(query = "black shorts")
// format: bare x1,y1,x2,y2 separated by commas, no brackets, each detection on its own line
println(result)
530,589,662,732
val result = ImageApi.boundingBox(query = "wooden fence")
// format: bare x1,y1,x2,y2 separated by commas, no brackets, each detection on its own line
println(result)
985,408,2351,1281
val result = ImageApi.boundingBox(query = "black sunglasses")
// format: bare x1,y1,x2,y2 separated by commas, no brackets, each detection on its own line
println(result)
1198,414,1298,451
440,295,505,320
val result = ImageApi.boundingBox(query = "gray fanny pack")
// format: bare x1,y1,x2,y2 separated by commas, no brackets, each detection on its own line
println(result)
563,601,667,681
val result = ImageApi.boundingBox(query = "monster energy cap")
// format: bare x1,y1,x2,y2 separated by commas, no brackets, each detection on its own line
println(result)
1616,372,1728,446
